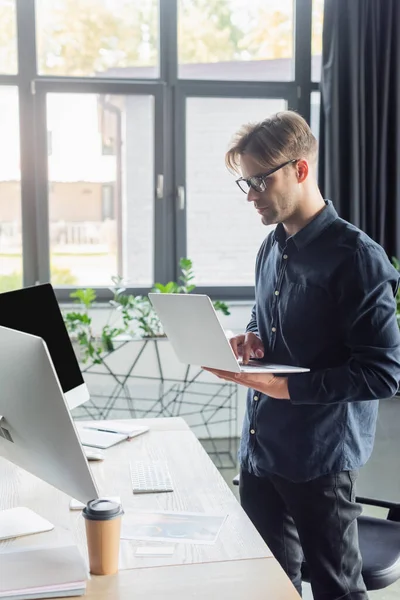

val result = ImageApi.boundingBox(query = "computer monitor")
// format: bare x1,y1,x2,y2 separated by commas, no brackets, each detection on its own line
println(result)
0,283,89,409
0,325,99,504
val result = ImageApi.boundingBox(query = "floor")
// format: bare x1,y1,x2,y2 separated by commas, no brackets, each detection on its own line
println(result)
201,395,400,600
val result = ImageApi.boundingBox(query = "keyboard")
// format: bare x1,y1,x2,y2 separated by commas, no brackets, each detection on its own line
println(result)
130,460,174,494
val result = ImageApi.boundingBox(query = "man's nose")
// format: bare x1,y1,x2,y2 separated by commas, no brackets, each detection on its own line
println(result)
247,187,260,203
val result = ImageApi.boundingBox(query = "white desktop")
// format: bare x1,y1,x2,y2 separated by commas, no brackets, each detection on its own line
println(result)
0,325,99,506
0,283,91,410
0,283,170,543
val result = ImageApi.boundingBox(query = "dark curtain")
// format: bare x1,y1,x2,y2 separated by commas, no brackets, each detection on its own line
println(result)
318,0,400,259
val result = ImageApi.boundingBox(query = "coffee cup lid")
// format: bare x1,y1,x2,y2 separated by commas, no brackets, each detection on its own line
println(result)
83,498,124,521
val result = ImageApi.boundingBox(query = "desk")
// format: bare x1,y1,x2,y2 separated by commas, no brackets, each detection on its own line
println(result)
0,417,300,599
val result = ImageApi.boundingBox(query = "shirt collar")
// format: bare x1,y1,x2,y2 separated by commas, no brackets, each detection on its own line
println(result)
272,200,338,250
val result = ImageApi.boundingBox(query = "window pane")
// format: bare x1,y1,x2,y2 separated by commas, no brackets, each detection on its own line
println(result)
36,0,158,78
310,91,320,141
47,93,154,287
178,0,294,81
312,0,324,81
186,97,287,286
0,0,17,74
0,87,22,292
311,91,321,177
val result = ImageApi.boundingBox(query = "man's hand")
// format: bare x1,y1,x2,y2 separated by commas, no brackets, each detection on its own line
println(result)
202,367,290,400
229,332,265,365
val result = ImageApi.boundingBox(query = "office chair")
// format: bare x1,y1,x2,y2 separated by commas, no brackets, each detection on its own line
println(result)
232,474,400,591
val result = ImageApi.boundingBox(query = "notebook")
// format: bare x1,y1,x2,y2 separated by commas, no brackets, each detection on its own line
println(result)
0,507,54,541
84,423,149,439
0,544,87,599
76,426,127,449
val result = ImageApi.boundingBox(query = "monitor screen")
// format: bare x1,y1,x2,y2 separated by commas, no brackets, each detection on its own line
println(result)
0,283,87,407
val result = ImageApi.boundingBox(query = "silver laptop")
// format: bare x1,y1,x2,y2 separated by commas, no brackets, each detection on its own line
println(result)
148,293,309,374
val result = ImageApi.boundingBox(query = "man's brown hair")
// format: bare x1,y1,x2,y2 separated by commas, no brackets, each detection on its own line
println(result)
225,110,318,174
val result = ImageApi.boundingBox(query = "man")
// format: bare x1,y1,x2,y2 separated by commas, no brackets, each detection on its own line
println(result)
205,111,400,599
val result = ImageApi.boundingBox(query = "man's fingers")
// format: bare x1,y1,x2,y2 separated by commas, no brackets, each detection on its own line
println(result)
202,367,239,382
203,368,277,392
230,337,239,359
242,344,251,364
236,373,275,385
243,343,262,363
202,367,235,377
229,335,245,359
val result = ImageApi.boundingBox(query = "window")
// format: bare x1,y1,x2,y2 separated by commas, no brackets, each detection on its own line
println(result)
312,0,324,81
186,97,286,285
36,0,159,78
310,90,321,140
0,87,22,292
46,93,155,287
3,1,319,298
0,0,17,74
310,91,321,176
178,0,294,81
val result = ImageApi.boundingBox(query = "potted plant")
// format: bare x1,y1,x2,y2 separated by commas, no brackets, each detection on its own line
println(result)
63,258,230,364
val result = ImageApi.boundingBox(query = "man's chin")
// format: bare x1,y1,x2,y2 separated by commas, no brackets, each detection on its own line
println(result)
261,213,277,226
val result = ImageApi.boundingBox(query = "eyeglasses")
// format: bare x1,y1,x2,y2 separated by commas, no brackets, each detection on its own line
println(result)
235,159,298,194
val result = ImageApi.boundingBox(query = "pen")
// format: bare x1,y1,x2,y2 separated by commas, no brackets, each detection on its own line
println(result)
85,427,125,435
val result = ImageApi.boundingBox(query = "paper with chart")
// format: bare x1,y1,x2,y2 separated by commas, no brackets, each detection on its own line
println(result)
121,510,227,545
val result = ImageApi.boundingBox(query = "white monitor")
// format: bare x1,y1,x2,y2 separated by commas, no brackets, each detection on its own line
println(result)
0,283,89,409
0,325,99,504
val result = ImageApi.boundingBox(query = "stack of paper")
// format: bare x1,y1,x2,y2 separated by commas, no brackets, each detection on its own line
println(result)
0,544,88,599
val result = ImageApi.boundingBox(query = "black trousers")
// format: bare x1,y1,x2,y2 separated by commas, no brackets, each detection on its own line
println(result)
239,468,368,600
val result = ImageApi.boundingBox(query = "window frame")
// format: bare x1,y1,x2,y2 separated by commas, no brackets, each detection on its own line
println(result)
0,0,319,302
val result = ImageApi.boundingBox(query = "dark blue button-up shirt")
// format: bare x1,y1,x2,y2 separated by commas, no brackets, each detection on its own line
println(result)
240,200,400,482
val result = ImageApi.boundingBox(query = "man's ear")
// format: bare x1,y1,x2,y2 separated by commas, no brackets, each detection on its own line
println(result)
296,159,309,183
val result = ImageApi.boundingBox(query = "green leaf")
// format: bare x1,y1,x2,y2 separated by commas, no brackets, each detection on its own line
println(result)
153,282,179,294
70,288,96,309
179,258,193,270
213,300,230,316
64,312,91,324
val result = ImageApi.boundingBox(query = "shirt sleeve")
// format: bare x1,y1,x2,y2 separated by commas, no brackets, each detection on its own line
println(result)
245,303,258,335
288,243,400,404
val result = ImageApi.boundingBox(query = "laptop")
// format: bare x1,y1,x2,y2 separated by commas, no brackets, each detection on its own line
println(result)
148,293,309,374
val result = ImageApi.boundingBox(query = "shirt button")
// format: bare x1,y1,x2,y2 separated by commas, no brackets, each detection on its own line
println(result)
250,429,256,434
253,395,259,401
271,327,276,333
283,254,288,259
274,290,279,295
